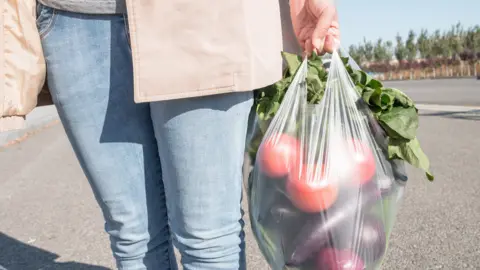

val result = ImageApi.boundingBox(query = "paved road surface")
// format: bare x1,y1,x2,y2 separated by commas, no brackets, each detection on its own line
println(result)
385,78,480,106
1,79,479,269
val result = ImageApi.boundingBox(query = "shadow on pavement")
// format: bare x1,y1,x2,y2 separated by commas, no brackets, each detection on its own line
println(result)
419,109,480,121
0,233,110,270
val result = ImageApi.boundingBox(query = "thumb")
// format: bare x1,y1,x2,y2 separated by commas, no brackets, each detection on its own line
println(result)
311,6,336,52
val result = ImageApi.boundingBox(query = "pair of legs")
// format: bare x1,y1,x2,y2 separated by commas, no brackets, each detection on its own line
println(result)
37,5,252,270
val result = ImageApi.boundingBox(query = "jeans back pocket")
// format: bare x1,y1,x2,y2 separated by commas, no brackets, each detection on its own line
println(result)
36,3,57,38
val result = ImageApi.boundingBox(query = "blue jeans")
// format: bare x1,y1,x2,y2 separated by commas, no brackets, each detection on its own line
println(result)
37,5,252,270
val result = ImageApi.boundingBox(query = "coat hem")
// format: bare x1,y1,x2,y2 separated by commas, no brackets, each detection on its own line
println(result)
133,69,282,103
134,87,253,103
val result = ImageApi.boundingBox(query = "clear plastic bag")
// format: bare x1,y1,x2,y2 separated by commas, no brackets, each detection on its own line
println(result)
246,48,407,270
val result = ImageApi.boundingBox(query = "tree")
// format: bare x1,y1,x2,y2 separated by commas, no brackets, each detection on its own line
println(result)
348,22,479,75
430,29,444,58
385,41,394,63
373,39,393,64
476,25,480,53
394,34,408,62
405,30,417,62
463,25,480,60
417,29,431,59
363,38,374,62
465,27,479,62
440,31,453,59
373,39,386,62
464,26,476,52
447,22,464,59
357,44,366,61
348,45,363,64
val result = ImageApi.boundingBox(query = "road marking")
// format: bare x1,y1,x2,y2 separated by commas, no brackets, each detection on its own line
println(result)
416,104,480,112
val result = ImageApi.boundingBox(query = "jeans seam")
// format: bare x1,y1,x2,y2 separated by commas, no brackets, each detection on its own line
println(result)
126,2,141,98
122,14,132,52
39,8,58,39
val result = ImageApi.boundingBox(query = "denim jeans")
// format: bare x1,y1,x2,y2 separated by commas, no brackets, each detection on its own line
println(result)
37,5,252,270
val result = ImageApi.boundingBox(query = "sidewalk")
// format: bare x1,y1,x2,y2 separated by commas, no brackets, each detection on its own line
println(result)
0,105,59,148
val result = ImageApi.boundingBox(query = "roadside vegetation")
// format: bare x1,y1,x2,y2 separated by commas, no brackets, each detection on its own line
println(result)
348,23,480,80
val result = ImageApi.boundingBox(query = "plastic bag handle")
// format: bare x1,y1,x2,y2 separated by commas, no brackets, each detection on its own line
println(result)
331,37,362,71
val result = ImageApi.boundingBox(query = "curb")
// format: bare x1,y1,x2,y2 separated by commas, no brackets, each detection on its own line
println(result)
416,103,480,112
381,76,479,83
0,105,60,148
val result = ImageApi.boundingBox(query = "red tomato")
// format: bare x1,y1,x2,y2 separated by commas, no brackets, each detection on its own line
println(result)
258,134,301,178
286,164,339,213
349,139,376,185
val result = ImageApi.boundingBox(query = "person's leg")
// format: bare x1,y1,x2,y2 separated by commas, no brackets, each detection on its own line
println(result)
150,92,253,270
37,5,175,269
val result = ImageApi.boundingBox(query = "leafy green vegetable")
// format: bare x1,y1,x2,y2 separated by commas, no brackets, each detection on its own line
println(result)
282,51,302,75
253,51,434,181
388,137,434,181
378,106,418,140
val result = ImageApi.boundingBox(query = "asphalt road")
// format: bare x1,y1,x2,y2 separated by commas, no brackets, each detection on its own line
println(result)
385,78,480,106
1,79,479,270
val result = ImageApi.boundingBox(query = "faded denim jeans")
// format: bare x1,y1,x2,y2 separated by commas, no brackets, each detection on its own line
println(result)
37,4,252,270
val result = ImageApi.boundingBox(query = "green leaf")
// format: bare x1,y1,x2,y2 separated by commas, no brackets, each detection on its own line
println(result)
361,71,374,86
367,78,383,89
388,137,434,181
370,89,395,110
267,101,280,117
341,56,350,65
362,88,377,105
307,64,321,81
258,119,271,134
281,52,303,76
378,106,418,140
307,80,325,104
353,70,373,86
308,51,324,67
370,106,383,115
255,100,269,120
307,62,327,80
383,87,415,108
256,97,281,121
355,85,365,96
350,70,361,84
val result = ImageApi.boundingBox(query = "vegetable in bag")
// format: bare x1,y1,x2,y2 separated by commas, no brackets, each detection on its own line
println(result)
246,47,431,270
250,51,433,181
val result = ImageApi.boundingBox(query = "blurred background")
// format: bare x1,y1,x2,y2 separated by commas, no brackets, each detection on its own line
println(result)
338,0,480,81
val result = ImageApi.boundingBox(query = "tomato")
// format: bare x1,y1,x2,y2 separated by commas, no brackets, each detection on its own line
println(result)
286,164,339,213
348,139,376,185
258,134,301,178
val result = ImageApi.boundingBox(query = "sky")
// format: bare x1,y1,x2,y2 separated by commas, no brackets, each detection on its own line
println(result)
336,0,480,48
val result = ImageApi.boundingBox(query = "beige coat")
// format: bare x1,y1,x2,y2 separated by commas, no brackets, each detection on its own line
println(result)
0,0,300,132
